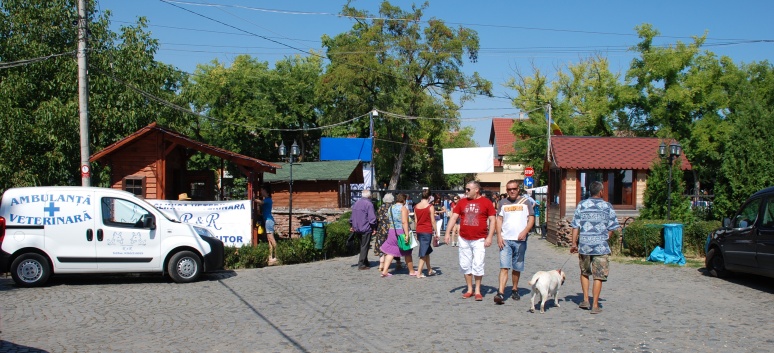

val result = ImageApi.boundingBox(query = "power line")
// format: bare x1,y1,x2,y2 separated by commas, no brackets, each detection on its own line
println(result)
158,0,507,100
158,0,774,42
0,51,76,69
95,67,368,132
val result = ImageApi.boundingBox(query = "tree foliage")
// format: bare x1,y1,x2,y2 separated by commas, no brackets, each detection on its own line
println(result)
317,0,491,189
639,158,692,223
712,61,774,217
0,0,186,191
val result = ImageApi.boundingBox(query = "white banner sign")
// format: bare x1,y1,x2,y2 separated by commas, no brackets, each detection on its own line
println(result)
149,200,251,247
442,147,495,174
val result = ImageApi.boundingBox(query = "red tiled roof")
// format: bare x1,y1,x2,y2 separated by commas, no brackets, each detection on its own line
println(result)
551,136,692,170
489,118,516,156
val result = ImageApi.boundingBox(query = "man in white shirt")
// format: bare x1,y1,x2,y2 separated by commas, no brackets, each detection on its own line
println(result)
493,180,535,304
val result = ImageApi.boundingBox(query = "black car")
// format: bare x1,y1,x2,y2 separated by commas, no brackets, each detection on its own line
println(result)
706,186,774,278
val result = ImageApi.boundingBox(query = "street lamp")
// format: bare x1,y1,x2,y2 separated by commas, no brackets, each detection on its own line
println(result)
279,140,300,237
659,141,682,221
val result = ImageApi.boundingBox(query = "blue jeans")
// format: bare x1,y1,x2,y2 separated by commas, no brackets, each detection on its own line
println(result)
499,240,527,272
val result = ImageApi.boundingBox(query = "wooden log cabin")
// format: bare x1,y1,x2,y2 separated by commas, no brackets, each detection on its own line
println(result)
89,122,279,201
544,136,691,245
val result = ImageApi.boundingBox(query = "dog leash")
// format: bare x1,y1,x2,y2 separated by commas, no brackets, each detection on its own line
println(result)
558,253,574,271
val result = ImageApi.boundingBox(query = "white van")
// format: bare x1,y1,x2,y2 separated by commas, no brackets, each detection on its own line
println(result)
0,186,224,287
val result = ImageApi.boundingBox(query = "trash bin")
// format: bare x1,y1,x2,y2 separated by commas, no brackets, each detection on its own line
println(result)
647,223,686,265
298,226,312,237
311,221,326,250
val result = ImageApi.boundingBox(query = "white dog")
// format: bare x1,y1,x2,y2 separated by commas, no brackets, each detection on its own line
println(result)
528,269,566,313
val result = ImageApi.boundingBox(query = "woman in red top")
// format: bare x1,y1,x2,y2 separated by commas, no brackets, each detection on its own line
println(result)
413,189,437,277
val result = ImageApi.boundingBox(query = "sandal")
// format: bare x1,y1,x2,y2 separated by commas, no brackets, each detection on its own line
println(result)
416,273,426,278
590,307,602,314
380,273,393,278
474,293,483,301
427,270,437,276
578,301,591,310
462,292,474,299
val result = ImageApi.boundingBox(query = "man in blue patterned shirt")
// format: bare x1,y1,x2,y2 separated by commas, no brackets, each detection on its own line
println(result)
570,181,620,314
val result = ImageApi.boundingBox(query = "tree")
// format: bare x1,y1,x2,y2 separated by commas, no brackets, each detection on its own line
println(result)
181,54,323,173
506,57,624,184
712,61,774,218
317,0,491,189
0,0,187,191
639,158,692,223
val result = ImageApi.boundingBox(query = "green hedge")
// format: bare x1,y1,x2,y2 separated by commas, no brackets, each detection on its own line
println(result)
223,211,354,269
224,243,270,269
621,219,721,258
684,220,720,257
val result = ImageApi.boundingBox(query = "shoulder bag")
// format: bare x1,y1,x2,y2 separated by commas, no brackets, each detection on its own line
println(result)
392,206,414,251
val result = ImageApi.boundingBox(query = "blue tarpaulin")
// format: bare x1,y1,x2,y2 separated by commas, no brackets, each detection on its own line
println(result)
647,223,686,266
320,137,372,162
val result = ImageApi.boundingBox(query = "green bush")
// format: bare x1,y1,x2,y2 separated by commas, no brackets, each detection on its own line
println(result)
223,212,355,269
684,220,721,257
608,229,623,256
276,236,319,265
324,212,354,257
224,244,270,269
621,219,665,257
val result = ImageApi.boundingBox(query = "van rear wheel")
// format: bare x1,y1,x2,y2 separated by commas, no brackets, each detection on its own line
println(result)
168,251,202,283
11,253,51,287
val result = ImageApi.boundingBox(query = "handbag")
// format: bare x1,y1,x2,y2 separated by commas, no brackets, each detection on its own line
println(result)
408,232,419,249
392,206,413,251
432,235,440,247
256,224,265,235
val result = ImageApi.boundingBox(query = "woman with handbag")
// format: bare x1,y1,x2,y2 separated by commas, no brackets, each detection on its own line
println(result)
379,193,415,277
413,189,438,278
374,193,403,272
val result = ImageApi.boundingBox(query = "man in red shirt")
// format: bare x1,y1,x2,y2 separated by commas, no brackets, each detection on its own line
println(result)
444,181,496,301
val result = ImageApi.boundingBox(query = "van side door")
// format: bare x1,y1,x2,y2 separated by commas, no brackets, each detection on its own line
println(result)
756,196,774,273
723,197,761,269
43,191,98,270
96,197,160,270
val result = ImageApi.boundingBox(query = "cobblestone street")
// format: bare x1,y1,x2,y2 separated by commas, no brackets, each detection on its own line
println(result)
2,236,773,352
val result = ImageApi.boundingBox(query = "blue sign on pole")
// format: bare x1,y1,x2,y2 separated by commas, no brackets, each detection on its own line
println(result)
524,176,534,188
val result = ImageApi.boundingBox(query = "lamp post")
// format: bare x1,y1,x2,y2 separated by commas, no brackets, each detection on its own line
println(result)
279,140,300,237
659,141,682,221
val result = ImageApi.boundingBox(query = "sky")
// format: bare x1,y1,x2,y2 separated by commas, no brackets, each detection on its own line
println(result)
98,0,774,146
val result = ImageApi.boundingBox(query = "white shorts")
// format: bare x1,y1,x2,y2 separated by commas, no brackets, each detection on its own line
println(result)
458,238,486,276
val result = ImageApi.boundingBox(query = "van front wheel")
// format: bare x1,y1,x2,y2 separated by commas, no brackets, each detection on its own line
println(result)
168,251,202,283
11,253,51,287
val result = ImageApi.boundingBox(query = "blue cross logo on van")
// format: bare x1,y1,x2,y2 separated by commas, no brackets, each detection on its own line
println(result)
44,202,60,217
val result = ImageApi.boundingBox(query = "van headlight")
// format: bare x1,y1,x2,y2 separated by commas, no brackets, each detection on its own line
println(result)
193,226,215,238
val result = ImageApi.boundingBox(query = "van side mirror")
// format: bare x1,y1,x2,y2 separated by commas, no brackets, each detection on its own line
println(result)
723,218,731,228
143,215,156,230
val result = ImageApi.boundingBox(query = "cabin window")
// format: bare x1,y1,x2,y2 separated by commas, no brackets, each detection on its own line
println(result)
578,169,635,208
123,176,146,196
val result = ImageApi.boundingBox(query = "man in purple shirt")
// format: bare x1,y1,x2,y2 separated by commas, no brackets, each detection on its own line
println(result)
350,190,377,270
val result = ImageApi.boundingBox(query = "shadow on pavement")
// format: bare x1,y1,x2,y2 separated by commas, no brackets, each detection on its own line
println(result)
0,340,49,352
0,270,237,289
698,268,774,294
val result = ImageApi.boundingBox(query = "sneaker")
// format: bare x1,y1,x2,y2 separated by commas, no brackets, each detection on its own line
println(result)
590,307,602,314
511,291,520,301
578,301,591,310
494,292,504,305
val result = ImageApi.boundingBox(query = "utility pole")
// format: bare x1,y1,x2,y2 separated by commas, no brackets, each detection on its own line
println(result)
546,103,552,161
370,109,378,192
77,0,90,186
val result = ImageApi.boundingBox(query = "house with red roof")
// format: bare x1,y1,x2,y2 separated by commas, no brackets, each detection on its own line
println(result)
476,118,530,194
545,135,691,244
